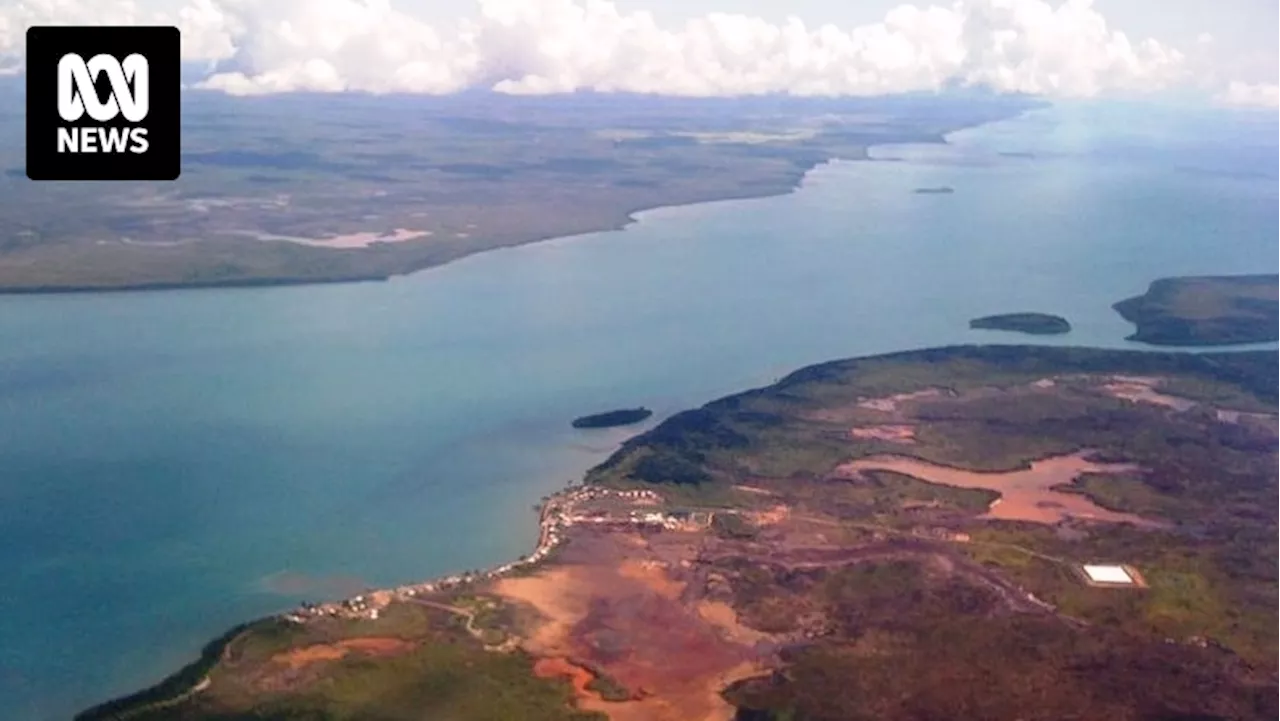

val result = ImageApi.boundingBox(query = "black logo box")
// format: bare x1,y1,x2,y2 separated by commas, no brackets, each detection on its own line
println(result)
26,26,181,181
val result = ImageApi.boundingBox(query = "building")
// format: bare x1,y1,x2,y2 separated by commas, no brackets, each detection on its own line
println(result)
1081,564,1136,586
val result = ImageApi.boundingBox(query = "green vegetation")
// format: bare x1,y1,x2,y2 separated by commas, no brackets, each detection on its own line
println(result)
75,622,253,720
456,595,515,646
75,603,604,721
1113,274,1279,345
582,667,633,702
821,469,998,520
82,344,1278,721
0,93,1037,292
586,344,1277,718
969,312,1071,335
711,512,759,539
571,407,653,429
723,561,1274,721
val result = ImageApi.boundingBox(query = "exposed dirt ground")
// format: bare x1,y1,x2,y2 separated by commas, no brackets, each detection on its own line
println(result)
269,637,416,671
855,389,943,413
849,424,917,443
836,451,1157,526
486,372,1267,719
246,227,433,248
494,530,766,721
1099,375,1197,411
532,656,628,717
696,600,774,646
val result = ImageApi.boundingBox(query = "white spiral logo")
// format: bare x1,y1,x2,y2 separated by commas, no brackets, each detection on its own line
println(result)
57,53,149,123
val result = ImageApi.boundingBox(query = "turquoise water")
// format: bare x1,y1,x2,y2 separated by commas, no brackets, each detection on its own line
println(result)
1,103,1276,720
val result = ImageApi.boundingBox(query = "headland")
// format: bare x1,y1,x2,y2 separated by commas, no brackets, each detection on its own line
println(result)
78,344,1278,721
1113,274,1279,345
0,94,1039,294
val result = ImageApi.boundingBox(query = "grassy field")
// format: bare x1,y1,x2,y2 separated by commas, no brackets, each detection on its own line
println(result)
0,90,1036,291
1113,274,1279,345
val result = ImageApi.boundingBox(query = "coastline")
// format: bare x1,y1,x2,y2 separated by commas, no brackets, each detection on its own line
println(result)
75,482,657,719
0,165,829,296
0,110,1028,297
75,342,1280,718
65,108,1045,716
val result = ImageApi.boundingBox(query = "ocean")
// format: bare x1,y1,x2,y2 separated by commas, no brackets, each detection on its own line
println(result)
0,102,1275,720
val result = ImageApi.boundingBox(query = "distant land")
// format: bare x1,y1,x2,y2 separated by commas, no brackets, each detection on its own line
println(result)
0,90,1039,293
1114,274,1279,345
572,408,653,429
913,185,955,194
79,344,1278,721
970,312,1071,335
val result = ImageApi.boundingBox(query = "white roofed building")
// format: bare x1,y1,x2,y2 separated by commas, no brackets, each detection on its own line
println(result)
1081,564,1136,586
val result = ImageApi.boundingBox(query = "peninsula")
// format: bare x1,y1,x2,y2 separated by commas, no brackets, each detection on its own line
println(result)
969,312,1071,335
572,407,653,429
0,93,1038,293
77,344,1278,721
1113,274,1279,345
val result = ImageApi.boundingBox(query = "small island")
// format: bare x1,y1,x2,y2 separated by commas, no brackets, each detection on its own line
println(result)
1113,274,1279,346
571,407,653,429
969,312,1071,335
913,186,954,194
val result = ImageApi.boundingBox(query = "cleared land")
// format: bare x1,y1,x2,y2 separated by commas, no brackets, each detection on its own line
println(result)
84,345,1278,721
584,345,1277,720
1113,274,1279,345
835,451,1154,525
0,91,1035,292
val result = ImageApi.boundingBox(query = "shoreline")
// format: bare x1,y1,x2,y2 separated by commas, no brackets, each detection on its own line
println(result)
279,484,667,625
75,342,1280,718
1,108,1029,297
67,108,1037,715
0,170,829,296
74,483,664,719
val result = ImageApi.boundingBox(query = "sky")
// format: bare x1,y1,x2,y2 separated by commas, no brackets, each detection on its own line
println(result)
0,0,1275,106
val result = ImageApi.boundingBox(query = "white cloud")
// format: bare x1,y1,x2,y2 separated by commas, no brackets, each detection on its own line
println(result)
1216,80,1280,108
0,0,1193,98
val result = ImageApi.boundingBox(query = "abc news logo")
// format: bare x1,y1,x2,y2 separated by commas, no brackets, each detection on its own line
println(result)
57,52,151,154
26,26,180,181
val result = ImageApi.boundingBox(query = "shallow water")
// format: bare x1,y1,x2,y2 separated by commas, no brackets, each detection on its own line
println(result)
0,103,1275,719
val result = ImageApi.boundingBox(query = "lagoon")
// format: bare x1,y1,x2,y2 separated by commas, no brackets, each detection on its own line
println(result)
0,103,1276,720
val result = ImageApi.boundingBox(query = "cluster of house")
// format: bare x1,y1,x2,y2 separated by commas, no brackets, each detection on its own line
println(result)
557,486,662,504
561,509,689,531
283,484,669,625
284,590,393,623
538,486,674,546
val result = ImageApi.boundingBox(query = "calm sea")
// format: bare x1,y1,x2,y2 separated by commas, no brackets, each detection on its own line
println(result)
0,102,1276,720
